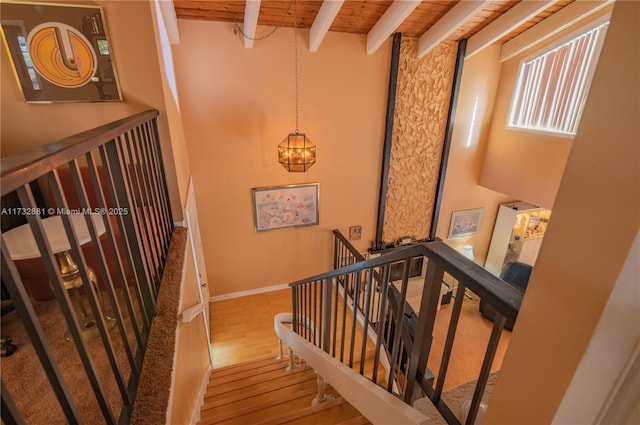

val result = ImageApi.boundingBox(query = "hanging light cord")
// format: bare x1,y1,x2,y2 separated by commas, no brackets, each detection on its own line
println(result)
233,0,294,41
294,0,299,133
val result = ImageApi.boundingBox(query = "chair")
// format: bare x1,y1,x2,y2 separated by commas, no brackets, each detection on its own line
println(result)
479,261,532,331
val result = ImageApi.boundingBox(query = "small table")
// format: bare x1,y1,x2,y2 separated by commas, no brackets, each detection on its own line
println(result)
4,214,115,340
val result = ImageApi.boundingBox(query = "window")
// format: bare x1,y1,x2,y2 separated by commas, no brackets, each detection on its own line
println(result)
507,20,609,136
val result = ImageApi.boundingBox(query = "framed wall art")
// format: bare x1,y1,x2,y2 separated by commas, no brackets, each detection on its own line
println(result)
0,1,122,102
349,225,362,241
251,183,319,232
448,208,484,239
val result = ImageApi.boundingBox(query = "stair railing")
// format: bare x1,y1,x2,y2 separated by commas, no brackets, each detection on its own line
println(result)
285,231,523,425
0,110,174,425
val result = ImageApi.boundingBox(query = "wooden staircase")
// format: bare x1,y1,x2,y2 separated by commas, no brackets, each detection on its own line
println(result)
197,355,372,425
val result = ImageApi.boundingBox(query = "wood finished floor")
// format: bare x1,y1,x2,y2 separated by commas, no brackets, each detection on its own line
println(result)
209,288,511,391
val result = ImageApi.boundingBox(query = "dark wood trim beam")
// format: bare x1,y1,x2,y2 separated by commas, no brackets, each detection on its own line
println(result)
429,39,467,241
375,32,402,250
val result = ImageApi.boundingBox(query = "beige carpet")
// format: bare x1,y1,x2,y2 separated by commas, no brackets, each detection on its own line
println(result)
0,228,186,425
413,372,499,424
131,227,186,425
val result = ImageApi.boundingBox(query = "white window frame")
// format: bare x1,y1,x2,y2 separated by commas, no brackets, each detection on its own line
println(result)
507,15,610,137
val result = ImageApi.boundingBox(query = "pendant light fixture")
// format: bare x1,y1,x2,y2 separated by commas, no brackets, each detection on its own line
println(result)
278,0,316,172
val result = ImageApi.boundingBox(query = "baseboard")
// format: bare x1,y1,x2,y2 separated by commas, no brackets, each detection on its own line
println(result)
210,283,290,302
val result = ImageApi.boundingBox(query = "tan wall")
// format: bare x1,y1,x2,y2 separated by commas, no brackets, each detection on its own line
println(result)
149,0,191,213
435,45,513,265
477,10,612,209
0,0,185,219
173,20,390,296
485,1,640,422
479,50,572,209
382,38,457,243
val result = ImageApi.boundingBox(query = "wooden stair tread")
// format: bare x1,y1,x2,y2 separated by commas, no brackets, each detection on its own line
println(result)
208,359,306,387
200,387,318,423
202,373,317,409
256,397,347,425
201,324,381,425
207,390,325,425
336,415,371,425
210,355,288,377
205,364,314,397
283,400,363,425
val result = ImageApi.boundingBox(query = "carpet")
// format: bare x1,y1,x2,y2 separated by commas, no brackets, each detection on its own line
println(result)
0,228,186,425
413,372,499,424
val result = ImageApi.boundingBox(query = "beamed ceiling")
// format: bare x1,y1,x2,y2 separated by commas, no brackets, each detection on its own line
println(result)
171,1,613,58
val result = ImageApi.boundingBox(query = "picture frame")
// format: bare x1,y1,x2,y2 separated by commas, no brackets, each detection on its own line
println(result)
0,1,122,103
251,183,319,232
448,208,484,239
349,225,362,241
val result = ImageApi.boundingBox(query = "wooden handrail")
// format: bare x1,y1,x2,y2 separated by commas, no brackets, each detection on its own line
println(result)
1,109,159,196
291,240,523,323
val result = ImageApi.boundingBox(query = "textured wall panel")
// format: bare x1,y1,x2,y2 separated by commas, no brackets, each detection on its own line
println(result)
382,38,457,244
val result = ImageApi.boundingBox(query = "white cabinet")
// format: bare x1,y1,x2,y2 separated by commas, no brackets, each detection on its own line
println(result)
485,202,551,277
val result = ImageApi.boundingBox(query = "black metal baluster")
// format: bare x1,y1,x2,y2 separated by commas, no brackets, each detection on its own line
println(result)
339,273,349,362
149,118,174,236
434,282,466,402
117,134,159,299
332,275,340,357
387,260,411,394
0,380,25,425
319,279,324,347
99,143,150,333
348,270,361,368
131,126,165,277
87,149,144,362
360,269,374,376
291,286,298,334
123,130,160,289
16,184,116,425
308,282,313,341
466,314,506,425
51,164,131,405
372,264,390,384
303,283,308,341
322,278,332,353
140,121,170,261
404,260,445,403
105,138,155,325
0,240,81,424
131,126,164,274
333,235,339,269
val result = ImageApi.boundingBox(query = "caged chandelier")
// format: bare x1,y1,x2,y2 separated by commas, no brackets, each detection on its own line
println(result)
277,0,316,172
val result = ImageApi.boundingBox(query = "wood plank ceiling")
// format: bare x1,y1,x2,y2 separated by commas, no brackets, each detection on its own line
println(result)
172,0,600,58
